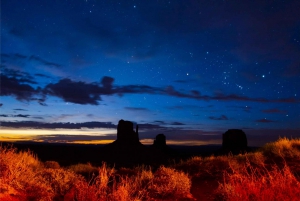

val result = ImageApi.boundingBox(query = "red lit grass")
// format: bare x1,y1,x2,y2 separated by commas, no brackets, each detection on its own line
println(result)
1,137,300,200
217,164,300,201
176,137,300,200
0,145,191,200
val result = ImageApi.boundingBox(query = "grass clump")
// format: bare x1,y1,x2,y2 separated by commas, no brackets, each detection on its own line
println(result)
261,137,300,159
68,162,98,180
0,145,84,200
44,161,60,169
149,166,191,199
0,145,52,200
0,145,193,201
2,137,300,200
217,164,300,201
175,155,232,179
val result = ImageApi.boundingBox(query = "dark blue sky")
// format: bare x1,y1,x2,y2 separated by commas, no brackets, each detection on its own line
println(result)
1,0,300,146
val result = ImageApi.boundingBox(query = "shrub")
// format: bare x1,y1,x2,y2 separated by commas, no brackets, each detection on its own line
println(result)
69,162,115,201
149,166,191,199
217,164,300,201
261,137,300,159
44,161,60,169
0,145,53,200
175,155,232,179
68,162,98,179
37,168,80,197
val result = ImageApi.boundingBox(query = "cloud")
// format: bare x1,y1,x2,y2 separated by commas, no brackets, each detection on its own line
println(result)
44,78,102,105
101,76,114,92
150,120,185,126
170,122,185,125
261,108,286,114
174,80,189,83
0,114,9,117
165,86,201,99
43,79,204,105
209,115,228,120
0,119,188,132
228,105,252,113
2,67,37,84
14,114,30,118
213,93,299,103
13,108,28,111
191,90,201,96
2,53,62,69
29,55,62,68
138,123,165,130
33,135,116,143
35,73,52,78
255,119,277,123
0,74,38,101
124,107,149,111
0,120,174,131
0,114,29,118
2,72,300,105
0,121,116,129
153,120,165,124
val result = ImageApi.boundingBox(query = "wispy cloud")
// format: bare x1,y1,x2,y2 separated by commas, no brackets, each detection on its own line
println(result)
124,107,149,111
2,70,300,105
1,53,62,68
0,121,116,129
170,121,185,125
1,74,38,101
209,115,228,120
0,114,30,118
255,119,277,123
13,108,28,111
261,108,286,114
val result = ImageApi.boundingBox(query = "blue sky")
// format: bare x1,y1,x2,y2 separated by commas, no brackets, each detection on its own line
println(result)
1,0,300,146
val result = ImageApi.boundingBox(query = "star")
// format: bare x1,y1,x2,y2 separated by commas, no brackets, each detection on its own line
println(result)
236,84,243,89
262,75,265,78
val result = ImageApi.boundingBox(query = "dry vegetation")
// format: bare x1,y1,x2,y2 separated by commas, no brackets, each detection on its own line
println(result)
0,145,191,200
1,137,300,200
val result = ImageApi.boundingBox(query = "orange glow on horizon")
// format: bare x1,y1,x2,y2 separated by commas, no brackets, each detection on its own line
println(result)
140,139,221,146
0,128,222,146
0,128,116,135
67,140,115,144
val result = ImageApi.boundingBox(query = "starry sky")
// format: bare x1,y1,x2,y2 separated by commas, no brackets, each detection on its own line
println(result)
1,0,300,146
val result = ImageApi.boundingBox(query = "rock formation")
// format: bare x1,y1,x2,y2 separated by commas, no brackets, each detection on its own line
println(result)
153,134,166,148
116,119,139,144
102,120,168,167
222,129,247,153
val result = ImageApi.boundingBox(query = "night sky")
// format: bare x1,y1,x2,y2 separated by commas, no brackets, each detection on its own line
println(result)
1,0,300,146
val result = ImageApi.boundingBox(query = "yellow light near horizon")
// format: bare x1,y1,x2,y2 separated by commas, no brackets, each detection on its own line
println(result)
67,140,115,144
0,128,116,136
140,139,221,146
0,129,222,146
166,139,221,146
0,128,116,143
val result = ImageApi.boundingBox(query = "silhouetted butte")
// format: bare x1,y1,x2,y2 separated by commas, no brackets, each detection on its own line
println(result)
222,129,248,154
116,119,140,145
101,119,168,167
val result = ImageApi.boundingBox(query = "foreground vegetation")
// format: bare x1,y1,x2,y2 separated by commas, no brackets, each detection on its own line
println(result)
1,137,300,200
